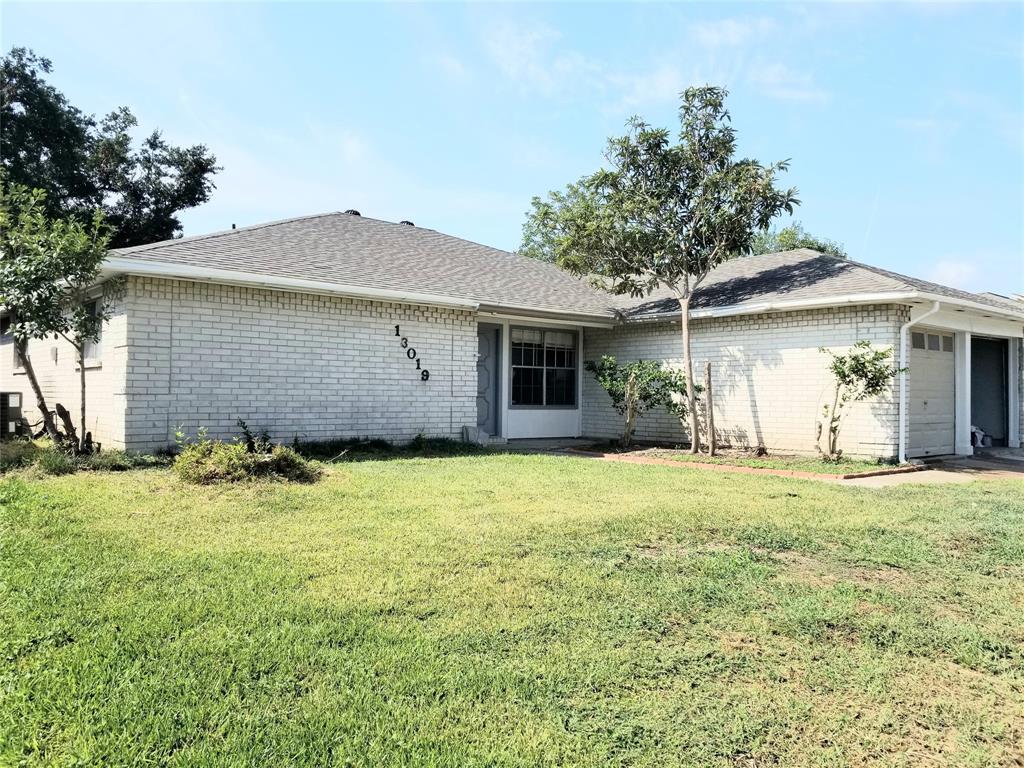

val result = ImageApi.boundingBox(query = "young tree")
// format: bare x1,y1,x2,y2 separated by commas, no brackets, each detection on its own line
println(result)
750,221,846,258
522,87,798,453
585,356,691,448
1,47,219,248
0,179,111,453
817,341,903,460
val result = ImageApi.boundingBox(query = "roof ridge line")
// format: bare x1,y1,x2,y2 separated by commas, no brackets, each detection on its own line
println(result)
111,211,346,255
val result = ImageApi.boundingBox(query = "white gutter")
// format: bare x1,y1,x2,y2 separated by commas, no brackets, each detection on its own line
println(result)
625,291,1024,325
689,292,920,320
102,257,480,311
898,300,941,464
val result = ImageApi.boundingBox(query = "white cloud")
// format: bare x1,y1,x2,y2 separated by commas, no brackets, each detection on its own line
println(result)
435,53,471,82
688,17,778,49
749,62,830,104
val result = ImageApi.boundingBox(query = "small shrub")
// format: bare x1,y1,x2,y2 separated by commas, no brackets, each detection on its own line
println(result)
36,448,77,476
174,441,322,484
0,440,41,473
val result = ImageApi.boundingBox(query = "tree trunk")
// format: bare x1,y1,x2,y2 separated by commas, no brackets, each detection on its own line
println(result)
55,403,79,451
677,292,701,454
14,339,62,444
622,370,637,448
78,343,87,453
704,360,716,456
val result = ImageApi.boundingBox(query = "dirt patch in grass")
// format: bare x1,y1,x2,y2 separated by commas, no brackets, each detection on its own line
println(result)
772,550,908,590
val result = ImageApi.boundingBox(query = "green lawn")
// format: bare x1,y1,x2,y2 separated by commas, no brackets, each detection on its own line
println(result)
2,455,1022,766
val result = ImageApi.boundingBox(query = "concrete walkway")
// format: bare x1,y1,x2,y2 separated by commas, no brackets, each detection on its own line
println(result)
837,455,1024,487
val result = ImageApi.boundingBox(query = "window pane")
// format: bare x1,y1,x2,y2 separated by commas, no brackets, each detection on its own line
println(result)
512,366,543,405
544,330,575,348
911,332,925,349
545,368,576,406
927,334,940,351
512,328,542,345
942,335,953,353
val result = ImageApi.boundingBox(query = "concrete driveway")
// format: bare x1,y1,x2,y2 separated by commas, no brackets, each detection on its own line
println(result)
839,454,1024,487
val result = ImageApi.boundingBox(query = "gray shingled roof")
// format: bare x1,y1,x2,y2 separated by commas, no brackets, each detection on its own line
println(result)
616,248,1024,321
111,212,618,319
110,213,1023,322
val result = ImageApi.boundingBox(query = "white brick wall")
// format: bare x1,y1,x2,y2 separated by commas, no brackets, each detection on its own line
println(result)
582,304,908,458
0,280,129,449
121,277,478,451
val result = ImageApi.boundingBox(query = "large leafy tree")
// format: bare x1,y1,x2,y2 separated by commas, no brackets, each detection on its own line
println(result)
1,47,219,248
522,87,798,453
751,221,846,258
0,178,112,453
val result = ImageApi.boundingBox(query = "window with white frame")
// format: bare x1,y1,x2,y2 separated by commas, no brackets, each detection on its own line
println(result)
911,331,953,353
0,314,22,369
82,300,102,362
510,327,577,407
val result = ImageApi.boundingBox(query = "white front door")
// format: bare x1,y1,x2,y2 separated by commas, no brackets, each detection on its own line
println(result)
908,330,955,458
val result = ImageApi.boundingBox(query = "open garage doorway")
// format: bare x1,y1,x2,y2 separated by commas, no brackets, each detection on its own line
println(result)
971,336,1009,448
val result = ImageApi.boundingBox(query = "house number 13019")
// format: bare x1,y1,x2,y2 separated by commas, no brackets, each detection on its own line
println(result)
394,325,430,381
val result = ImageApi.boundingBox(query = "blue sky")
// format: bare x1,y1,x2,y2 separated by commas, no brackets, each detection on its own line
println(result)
4,2,1023,293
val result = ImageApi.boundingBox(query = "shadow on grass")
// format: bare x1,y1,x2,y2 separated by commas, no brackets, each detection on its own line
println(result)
293,436,492,464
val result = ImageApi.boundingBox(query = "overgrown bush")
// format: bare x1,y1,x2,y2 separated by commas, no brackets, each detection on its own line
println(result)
174,433,322,484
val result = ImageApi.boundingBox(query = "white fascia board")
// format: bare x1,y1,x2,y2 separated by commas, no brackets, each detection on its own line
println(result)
625,291,1024,324
102,257,480,310
477,308,616,328
914,292,1024,323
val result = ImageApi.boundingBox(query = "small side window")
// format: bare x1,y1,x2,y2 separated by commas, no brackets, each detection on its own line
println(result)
942,335,953,353
911,332,925,350
927,334,941,351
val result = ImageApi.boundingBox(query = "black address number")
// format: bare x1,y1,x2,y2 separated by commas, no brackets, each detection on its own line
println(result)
394,325,429,381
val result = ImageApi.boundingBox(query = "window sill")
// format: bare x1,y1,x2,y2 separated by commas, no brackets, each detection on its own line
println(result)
76,361,103,371
509,405,579,411
12,367,26,375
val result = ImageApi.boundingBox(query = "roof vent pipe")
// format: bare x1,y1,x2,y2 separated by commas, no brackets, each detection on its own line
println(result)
345,209,361,216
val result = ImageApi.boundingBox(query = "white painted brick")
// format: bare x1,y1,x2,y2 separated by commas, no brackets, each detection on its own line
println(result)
581,304,909,459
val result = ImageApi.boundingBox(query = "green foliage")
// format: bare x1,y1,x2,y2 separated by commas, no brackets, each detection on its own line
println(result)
0,178,113,451
750,221,847,258
1,47,219,248
585,356,692,447
817,341,905,460
0,439,167,475
0,180,111,345
522,87,798,451
521,87,798,295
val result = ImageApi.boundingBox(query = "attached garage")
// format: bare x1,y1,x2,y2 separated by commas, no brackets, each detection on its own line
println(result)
908,329,956,458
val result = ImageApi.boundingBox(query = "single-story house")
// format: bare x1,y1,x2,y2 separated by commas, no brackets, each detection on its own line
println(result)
2,210,1021,459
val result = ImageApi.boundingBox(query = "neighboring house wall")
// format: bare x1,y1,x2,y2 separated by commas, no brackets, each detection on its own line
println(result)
0,280,129,449
122,277,478,451
582,304,907,458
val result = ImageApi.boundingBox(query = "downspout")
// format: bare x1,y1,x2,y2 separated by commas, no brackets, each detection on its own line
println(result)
898,301,941,463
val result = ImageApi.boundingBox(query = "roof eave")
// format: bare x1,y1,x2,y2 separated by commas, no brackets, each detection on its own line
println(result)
622,290,1024,323
102,256,480,311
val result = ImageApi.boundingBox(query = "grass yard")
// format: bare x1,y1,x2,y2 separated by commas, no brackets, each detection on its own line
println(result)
2,454,1023,766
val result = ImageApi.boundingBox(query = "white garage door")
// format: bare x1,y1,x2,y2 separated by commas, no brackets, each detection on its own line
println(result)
908,330,955,458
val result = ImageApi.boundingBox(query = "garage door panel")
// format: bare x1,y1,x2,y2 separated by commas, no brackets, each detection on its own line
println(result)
908,338,955,458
